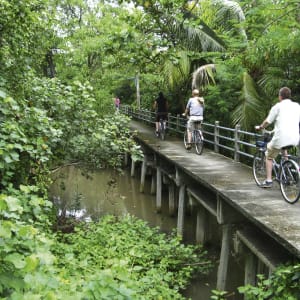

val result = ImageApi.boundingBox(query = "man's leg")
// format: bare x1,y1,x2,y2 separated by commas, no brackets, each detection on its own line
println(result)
261,145,279,188
266,158,273,182
155,122,159,132
187,119,193,144
188,130,192,143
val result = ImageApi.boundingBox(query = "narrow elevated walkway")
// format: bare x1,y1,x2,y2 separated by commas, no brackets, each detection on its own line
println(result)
130,120,300,259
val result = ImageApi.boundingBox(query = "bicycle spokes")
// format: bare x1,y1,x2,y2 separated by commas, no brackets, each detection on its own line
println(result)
280,160,300,204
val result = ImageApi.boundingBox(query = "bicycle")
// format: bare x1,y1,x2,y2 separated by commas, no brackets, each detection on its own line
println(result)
252,129,300,204
183,117,204,155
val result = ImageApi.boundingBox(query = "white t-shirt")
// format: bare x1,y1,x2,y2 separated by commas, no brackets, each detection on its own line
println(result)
186,97,204,116
267,99,300,149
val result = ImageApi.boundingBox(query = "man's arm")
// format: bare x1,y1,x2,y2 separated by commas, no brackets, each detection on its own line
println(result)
259,118,269,129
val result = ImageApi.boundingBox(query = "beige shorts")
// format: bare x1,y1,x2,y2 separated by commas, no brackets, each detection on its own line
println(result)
265,143,280,160
187,116,203,131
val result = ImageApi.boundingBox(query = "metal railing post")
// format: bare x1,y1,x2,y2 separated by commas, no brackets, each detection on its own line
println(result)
176,114,180,132
149,110,153,125
214,121,220,153
234,124,240,162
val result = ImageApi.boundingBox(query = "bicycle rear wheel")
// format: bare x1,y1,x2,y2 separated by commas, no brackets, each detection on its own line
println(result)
160,120,165,140
194,130,204,155
280,159,300,204
252,151,266,185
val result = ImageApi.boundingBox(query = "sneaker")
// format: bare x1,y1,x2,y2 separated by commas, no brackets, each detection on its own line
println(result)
260,180,273,188
155,131,159,137
186,144,192,150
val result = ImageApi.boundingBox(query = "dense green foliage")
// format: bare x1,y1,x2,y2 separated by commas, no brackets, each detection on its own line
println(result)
0,187,212,299
1,0,300,298
1,185,212,299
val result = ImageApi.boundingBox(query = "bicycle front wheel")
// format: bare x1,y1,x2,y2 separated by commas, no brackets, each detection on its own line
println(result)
183,130,189,149
194,130,204,155
252,151,266,185
280,159,300,204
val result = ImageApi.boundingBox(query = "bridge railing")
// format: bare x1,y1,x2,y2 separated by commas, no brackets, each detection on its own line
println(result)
121,106,257,164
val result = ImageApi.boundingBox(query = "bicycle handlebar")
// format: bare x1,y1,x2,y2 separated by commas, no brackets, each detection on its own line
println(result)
254,126,274,135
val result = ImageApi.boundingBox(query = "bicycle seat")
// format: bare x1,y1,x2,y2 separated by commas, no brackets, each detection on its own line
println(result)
282,145,294,150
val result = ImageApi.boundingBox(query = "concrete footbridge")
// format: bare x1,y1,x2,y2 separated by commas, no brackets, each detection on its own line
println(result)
123,108,300,291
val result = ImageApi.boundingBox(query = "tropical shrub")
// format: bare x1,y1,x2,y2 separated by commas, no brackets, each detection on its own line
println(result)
238,264,300,300
52,215,213,299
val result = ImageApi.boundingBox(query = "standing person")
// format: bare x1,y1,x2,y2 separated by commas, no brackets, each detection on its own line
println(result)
183,89,205,150
256,87,300,188
153,92,168,136
114,97,120,111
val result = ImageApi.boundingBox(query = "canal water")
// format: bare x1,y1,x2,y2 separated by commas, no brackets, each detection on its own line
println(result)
49,166,243,299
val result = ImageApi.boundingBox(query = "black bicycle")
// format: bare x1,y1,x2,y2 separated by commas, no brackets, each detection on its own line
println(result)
252,129,300,204
183,119,204,155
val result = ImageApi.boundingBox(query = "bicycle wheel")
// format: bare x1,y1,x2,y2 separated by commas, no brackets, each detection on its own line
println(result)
280,159,300,204
252,151,266,185
160,120,165,140
194,130,204,155
183,130,189,149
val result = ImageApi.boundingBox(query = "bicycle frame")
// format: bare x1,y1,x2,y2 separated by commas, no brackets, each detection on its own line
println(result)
184,120,204,154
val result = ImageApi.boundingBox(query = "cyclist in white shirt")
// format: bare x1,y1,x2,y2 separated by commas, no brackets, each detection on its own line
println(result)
256,87,300,188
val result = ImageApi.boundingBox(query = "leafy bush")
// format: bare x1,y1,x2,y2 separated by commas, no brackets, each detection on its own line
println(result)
0,79,142,190
52,215,212,299
0,91,61,190
238,264,300,300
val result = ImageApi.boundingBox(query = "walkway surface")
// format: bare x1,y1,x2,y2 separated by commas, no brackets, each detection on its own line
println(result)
130,120,300,259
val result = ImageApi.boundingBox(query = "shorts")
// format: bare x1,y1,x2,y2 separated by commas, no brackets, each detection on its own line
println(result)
156,112,168,122
187,116,203,131
265,143,280,160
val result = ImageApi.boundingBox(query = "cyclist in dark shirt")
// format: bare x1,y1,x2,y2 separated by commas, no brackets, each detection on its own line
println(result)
153,92,168,136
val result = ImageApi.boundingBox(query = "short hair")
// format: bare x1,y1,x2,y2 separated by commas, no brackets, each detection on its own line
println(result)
192,89,199,96
279,87,291,99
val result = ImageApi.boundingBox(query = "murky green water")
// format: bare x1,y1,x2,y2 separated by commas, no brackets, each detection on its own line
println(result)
49,166,225,299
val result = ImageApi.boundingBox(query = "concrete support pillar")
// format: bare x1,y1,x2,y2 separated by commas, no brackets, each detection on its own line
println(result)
131,159,136,177
177,184,186,236
196,206,209,244
244,253,257,289
140,155,148,193
168,183,176,216
217,224,232,291
156,167,162,213
150,171,156,195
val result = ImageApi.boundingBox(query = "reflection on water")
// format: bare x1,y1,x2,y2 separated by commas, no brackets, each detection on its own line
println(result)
49,166,218,299
49,166,177,232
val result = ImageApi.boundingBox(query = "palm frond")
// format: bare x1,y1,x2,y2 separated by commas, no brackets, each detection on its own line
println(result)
213,0,247,41
231,72,262,129
163,51,191,89
171,20,226,52
192,64,216,89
